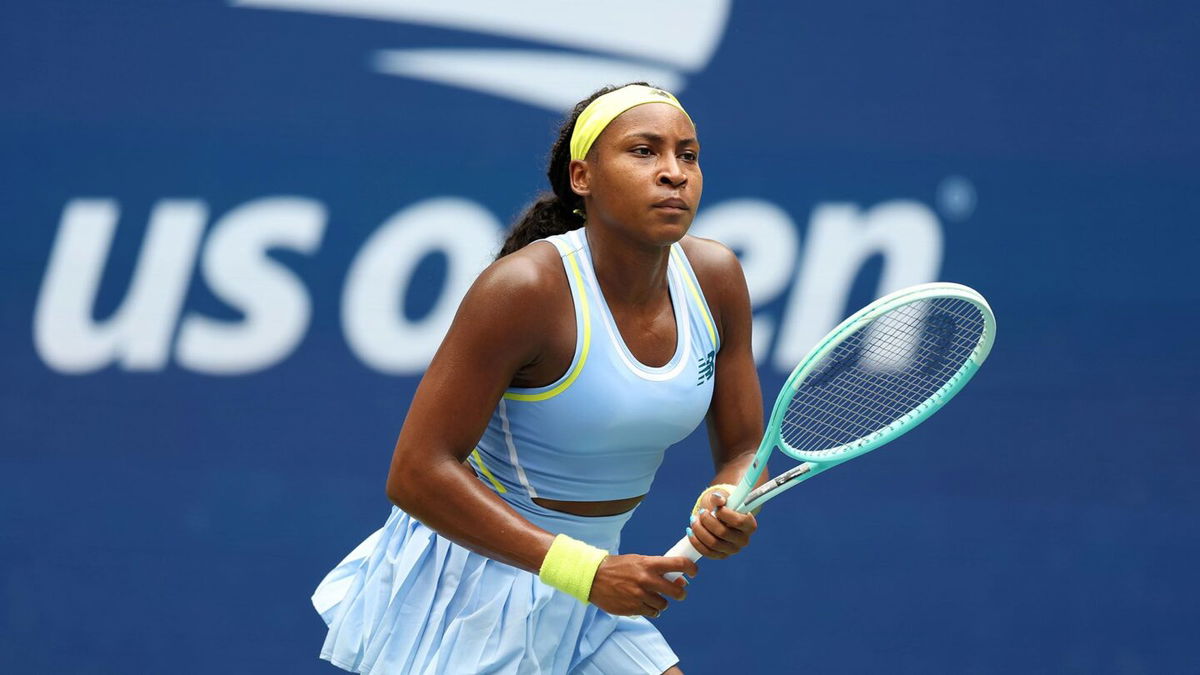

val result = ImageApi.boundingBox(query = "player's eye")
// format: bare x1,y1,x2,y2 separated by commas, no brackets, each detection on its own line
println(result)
631,146,653,156
680,151,698,162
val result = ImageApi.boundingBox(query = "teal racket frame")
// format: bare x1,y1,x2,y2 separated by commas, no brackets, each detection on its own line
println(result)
663,282,995,571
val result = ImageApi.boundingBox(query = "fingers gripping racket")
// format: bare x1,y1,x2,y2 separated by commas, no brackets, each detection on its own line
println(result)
663,282,995,578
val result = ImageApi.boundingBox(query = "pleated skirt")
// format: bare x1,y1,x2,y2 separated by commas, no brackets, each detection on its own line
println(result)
312,493,678,674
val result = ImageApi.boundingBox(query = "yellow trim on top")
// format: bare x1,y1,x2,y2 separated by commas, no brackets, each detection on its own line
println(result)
670,246,718,347
469,448,507,493
503,250,591,402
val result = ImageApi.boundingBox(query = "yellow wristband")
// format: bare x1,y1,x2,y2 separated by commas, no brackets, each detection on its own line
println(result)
538,534,608,604
692,484,738,517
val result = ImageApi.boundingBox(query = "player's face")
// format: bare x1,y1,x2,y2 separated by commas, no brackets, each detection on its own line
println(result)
571,103,702,246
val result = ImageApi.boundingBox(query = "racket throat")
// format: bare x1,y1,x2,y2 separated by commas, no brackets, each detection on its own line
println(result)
741,461,827,512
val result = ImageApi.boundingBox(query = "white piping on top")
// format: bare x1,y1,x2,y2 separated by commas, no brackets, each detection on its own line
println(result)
498,398,537,498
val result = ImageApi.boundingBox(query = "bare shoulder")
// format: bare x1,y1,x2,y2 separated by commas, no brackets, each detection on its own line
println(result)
439,237,573,372
470,241,566,306
677,234,748,334
678,234,743,281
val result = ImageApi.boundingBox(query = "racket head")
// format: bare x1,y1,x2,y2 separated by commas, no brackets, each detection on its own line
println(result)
765,282,995,465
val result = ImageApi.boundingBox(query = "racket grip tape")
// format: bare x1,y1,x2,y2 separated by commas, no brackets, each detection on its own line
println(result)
662,535,703,582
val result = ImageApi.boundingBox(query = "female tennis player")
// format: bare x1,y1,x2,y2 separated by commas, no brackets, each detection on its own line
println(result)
312,83,764,674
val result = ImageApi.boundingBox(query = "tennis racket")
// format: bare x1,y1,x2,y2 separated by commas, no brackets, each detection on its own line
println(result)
663,282,995,578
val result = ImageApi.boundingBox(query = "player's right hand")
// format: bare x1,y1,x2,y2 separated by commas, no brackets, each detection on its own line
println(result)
587,554,697,617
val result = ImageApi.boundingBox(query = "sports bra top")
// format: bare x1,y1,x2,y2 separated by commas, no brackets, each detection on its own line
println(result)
469,228,721,501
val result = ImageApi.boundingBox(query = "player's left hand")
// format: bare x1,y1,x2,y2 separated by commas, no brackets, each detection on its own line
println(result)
686,489,757,559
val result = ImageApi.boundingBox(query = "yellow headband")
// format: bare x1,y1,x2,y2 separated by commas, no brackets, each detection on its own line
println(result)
569,85,693,161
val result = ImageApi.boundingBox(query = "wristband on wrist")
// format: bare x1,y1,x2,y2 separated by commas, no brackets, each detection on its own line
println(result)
692,483,738,517
538,534,607,604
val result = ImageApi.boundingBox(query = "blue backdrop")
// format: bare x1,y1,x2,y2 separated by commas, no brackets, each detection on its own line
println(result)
3,2,1198,673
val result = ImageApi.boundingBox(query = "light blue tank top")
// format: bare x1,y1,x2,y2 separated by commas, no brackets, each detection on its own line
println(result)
470,228,721,501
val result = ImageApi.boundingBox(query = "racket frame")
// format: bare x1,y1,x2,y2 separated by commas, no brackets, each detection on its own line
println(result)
726,281,995,512
663,282,994,573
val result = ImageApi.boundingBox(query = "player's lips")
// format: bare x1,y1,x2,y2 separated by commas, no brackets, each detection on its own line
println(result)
653,198,689,211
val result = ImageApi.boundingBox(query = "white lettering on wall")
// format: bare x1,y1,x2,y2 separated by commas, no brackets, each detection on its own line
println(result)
691,199,800,363
33,195,946,376
341,197,500,374
773,200,943,370
34,199,207,373
175,197,326,374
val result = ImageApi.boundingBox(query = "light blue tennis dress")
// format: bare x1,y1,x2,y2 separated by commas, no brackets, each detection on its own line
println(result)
313,228,721,674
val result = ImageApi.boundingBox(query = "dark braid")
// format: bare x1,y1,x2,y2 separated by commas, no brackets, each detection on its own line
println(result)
497,82,651,259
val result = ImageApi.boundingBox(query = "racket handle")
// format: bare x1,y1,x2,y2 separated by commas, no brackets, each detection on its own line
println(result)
662,534,703,582
660,481,754,581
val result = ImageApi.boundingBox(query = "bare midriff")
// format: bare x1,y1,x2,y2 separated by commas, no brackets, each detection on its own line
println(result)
533,495,646,517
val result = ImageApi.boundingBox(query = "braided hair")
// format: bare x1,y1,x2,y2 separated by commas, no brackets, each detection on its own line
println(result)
496,82,650,259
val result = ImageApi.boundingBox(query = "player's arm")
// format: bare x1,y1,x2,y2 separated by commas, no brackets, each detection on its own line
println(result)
680,236,764,559
384,249,556,571
385,245,694,615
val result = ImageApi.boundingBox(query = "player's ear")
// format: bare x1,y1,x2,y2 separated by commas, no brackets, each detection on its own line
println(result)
569,159,591,198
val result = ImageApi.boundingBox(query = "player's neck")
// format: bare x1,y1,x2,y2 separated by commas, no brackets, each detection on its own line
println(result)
583,225,671,307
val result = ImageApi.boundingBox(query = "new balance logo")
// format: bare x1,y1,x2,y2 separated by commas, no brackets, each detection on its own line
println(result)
697,349,715,385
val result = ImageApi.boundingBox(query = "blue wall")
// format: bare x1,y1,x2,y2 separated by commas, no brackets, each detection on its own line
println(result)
3,2,1198,672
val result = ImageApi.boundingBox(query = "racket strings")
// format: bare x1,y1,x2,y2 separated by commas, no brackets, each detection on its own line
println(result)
780,298,985,457
783,339,961,449
798,350,940,422
795,301,980,426
787,299,982,443
797,365,922,424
